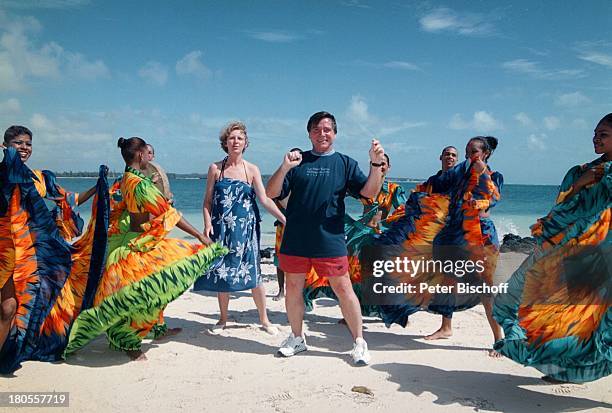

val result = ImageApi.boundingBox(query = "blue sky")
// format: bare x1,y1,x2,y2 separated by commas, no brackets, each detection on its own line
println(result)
0,0,610,184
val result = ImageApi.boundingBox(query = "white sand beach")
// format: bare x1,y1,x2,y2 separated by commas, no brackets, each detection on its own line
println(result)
4,252,611,413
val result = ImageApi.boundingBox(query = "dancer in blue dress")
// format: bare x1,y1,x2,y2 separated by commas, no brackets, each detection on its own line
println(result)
194,121,285,334
362,137,504,355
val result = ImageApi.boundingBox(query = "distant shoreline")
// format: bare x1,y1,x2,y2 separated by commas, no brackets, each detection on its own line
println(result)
55,173,424,182
56,175,557,186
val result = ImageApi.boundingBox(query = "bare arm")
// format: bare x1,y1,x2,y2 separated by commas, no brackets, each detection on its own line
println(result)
76,185,96,205
563,166,604,200
360,139,386,199
176,216,211,245
202,163,218,237
250,163,286,225
265,150,301,199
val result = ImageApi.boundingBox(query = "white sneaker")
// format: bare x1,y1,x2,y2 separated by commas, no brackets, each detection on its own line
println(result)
277,333,307,357
351,337,371,366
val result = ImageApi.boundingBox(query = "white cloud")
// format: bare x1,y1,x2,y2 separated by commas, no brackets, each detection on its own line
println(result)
0,97,20,114
554,91,590,107
340,0,371,9
501,59,585,80
527,133,546,151
246,31,299,43
449,111,502,132
0,12,109,91
138,61,168,86
419,8,493,36
343,95,425,139
514,112,533,127
346,95,373,124
382,61,421,71
543,116,560,130
351,59,422,72
65,51,109,79
24,112,116,171
176,50,211,79
578,51,612,68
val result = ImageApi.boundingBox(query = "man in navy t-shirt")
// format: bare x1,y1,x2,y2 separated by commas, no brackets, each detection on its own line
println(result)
266,111,386,366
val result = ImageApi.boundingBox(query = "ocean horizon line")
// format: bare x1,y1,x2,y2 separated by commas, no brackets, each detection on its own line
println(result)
56,173,558,187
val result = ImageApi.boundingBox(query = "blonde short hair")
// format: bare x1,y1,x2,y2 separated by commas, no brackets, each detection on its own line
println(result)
219,121,248,153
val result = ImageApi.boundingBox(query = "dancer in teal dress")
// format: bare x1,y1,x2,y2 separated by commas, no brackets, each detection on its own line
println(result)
493,114,612,383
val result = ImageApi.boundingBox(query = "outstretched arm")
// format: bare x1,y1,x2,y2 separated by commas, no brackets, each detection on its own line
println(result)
77,185,96,205
177,216,211,245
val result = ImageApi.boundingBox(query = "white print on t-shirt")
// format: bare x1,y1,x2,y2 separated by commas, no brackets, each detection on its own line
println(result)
305,167,331,177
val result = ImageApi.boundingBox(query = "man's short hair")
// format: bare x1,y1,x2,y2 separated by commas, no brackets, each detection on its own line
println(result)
307,111,337,134
441,145,457,155
4,125,32,143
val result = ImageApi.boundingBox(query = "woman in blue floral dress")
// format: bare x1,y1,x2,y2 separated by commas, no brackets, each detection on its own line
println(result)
194,122,285,334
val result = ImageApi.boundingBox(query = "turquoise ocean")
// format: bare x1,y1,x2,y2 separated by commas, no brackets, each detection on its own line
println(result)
59,177,559,247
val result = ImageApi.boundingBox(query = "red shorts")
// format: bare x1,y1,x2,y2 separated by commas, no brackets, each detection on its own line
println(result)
278,254,349,277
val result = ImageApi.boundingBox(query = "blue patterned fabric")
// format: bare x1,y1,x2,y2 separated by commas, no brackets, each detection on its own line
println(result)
194,178,262,292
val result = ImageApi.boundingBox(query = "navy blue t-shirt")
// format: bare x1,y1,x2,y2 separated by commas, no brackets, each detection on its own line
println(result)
278,150,368,257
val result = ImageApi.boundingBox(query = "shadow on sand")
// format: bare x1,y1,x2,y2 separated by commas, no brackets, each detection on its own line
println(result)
372,362,611,413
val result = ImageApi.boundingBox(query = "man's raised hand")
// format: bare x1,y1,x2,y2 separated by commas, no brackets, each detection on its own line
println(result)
369,139,385,163
283,149,303,170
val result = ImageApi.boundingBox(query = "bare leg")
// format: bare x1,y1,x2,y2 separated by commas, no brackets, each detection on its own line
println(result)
424,316,453,340
0,278,17,349
216,292,230,328
284,273,306,337
482,296,503,358
252,284,277,334
328,274,362,340
273,268,285,301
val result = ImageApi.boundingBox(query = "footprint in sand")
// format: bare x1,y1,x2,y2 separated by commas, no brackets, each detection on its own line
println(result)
552,384,586,395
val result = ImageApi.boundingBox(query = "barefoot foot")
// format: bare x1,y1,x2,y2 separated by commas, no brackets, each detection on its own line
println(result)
209,321,226,334
424,329,452,340
273,292,285,302
488,349,503,358
261,323,279,335
154,327,182,341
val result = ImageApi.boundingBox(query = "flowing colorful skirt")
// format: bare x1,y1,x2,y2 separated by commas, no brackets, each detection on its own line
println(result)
65,232,226,354
0,160,109,373
493,160,611,383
